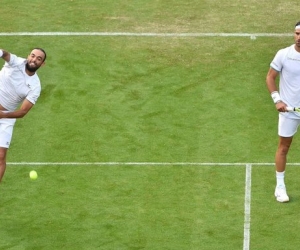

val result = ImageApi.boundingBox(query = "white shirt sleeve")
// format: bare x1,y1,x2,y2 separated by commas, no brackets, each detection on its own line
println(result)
26,81,41,105
7,53,26,67
270,49,286,72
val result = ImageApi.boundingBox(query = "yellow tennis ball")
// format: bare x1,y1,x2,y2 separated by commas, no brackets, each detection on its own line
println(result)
29,170,38,180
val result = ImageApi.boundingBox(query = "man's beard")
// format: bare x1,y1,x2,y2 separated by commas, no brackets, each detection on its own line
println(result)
25,62,40,73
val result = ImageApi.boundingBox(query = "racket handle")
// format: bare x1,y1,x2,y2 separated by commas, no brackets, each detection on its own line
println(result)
286,107,294,112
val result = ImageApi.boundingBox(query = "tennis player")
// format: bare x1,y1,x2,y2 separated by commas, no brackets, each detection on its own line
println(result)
0,48,46,182
266,21,300,202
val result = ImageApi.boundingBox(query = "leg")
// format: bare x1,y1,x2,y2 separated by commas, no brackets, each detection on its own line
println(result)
0,147,8,182
274,136,292,202
275,136,293,172
274,115,299,202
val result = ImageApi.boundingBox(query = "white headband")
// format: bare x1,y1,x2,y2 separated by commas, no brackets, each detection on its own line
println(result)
295,25,300,30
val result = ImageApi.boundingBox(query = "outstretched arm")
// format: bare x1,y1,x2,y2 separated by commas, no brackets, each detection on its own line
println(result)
0,49,11,62
0,99,34,119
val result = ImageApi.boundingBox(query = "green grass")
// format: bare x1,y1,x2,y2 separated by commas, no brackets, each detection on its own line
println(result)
251,166,300,249
1,166,245,250
1,0,300,249
1,0,300,33
4,36,294,163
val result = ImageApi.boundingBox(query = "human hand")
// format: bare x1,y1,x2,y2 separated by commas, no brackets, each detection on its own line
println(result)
275,102,287,112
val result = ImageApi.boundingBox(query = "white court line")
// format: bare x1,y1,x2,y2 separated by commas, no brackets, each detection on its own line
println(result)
243,164,252,250
6,162,300,166
7,162,248,166
5,161,259,166
0,32,292,37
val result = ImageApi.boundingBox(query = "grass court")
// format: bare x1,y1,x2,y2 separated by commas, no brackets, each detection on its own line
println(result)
1,1,300,249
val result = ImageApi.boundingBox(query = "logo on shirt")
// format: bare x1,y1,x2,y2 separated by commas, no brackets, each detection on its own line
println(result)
287,56,300,61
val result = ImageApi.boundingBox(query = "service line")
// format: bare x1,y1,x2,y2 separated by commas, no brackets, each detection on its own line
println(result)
0,32,292,37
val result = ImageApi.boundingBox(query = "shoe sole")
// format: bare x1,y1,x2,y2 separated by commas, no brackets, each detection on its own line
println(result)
276,197,289,202
275,192,289,203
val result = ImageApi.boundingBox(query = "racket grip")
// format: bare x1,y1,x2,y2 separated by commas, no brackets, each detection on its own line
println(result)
286,107,294,112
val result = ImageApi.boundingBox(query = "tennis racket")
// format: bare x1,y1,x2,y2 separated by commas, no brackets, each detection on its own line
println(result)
286,107,300,112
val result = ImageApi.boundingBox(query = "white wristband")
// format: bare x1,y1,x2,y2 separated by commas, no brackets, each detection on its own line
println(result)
271,91,282,104
0,50,3,58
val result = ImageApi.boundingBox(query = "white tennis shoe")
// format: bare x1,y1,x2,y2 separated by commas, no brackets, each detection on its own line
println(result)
274,186,289,203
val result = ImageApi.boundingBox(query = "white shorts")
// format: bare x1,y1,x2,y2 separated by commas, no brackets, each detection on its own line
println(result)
0,118,16,148
278,113,300,137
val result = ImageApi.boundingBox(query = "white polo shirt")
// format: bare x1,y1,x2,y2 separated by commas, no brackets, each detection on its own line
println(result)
0,54,41,111
270,45,300,118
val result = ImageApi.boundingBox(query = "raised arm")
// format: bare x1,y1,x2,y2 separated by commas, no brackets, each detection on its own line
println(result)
0,49,11,62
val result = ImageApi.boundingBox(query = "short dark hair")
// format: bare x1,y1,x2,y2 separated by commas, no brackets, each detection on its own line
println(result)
33,48,47,62
295,21,300,28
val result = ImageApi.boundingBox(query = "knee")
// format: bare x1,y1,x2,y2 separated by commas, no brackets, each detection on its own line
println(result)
278,144,291,155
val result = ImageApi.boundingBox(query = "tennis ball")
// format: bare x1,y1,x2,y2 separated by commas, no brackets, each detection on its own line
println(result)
29,170,38,180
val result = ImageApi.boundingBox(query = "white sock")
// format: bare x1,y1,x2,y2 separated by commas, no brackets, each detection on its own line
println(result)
276,171,285,187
